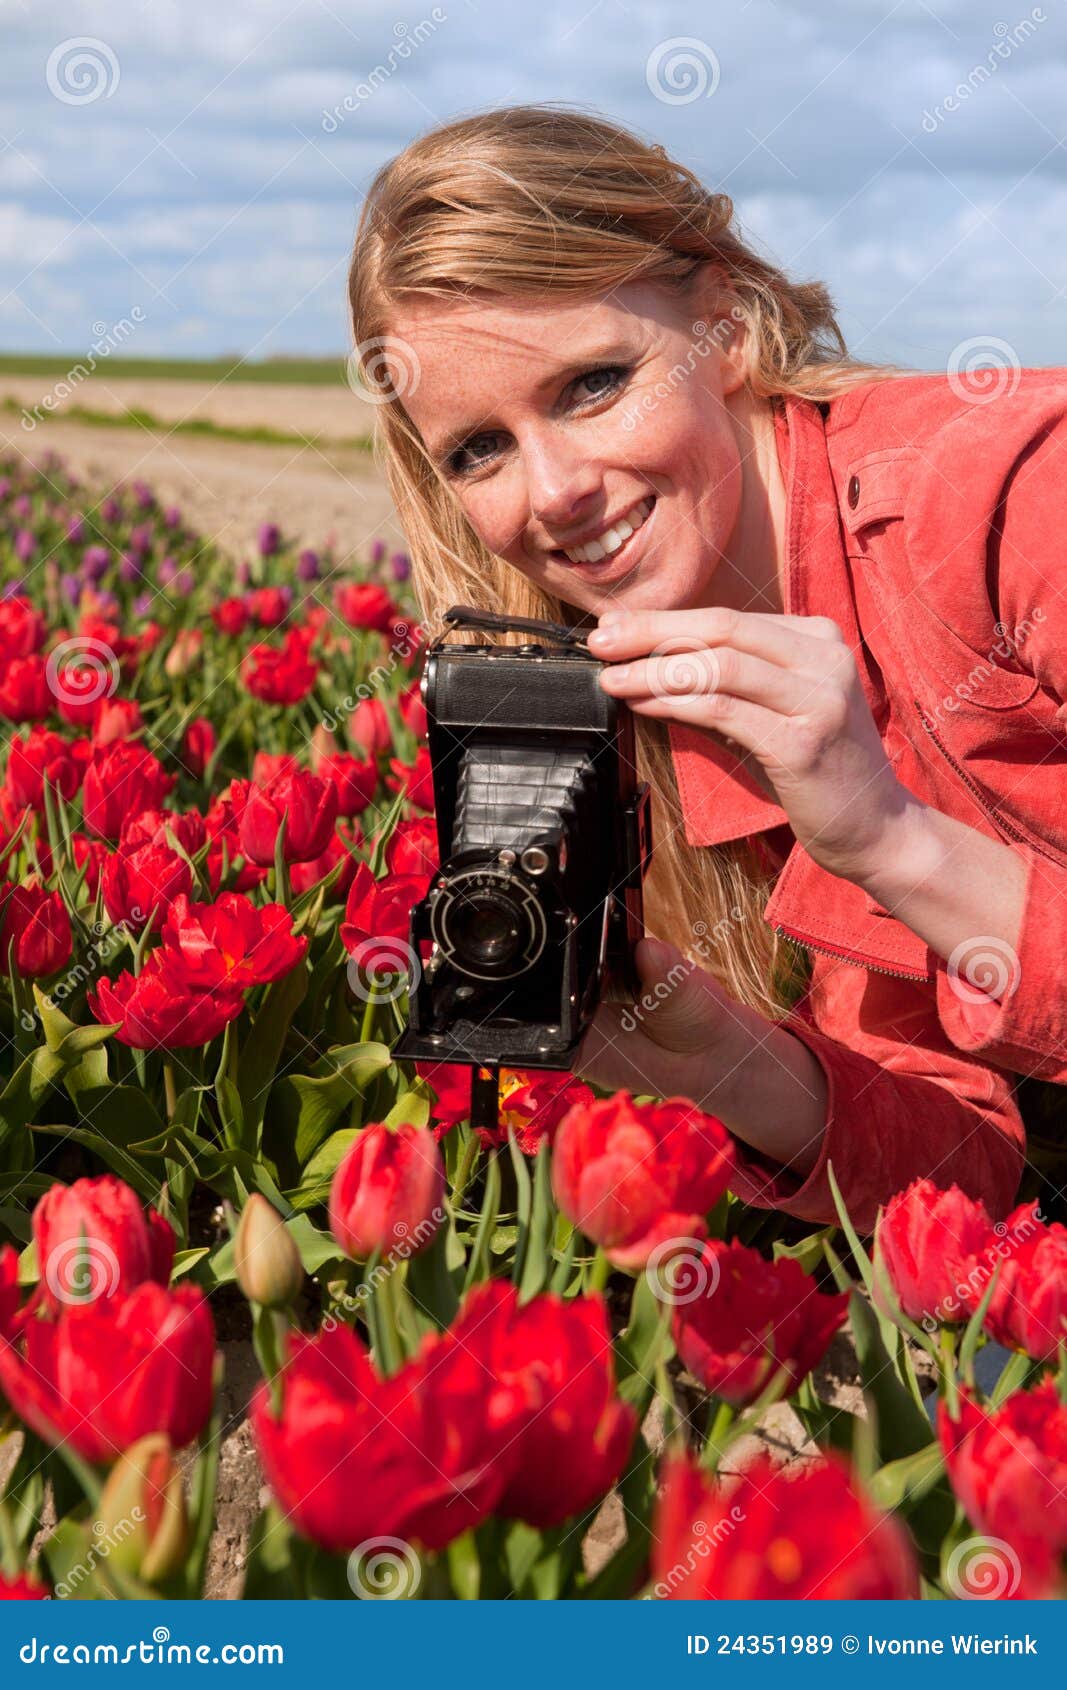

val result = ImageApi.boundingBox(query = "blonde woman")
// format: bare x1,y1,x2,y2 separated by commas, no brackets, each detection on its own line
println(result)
348,103,1067,1233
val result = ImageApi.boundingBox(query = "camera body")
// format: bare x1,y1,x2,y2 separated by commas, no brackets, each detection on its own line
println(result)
393,606,652,1071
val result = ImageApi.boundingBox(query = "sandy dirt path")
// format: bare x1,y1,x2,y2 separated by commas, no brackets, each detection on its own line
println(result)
0,377,404,566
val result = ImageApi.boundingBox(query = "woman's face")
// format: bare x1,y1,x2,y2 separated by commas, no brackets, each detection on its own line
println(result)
386,278,758,618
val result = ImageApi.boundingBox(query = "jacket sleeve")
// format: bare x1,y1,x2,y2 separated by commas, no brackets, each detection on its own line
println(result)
726,958,1025,1236
927,407,1067,1080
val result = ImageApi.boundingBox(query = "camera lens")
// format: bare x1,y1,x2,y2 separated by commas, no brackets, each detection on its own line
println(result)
450,893,521,970
431,867,547,982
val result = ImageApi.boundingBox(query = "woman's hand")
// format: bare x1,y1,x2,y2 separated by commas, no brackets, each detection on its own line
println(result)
588,605,913,885
575,936,828,1179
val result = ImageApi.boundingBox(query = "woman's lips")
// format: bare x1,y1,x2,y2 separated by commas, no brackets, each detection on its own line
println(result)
553,495,657,586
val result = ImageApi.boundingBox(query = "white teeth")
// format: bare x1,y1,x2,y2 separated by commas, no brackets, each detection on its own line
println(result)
562,497,653,565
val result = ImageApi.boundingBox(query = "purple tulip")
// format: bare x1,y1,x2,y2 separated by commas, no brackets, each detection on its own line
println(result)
369,538,386,564
297,547,320,582
173,568,194,596
101,496,121,523
0,479,11,501
157,556,177,586
132,480,155,511
14,529,36,563
163,505,181,529
60,572,81,607
12,495,30,520
119,551,142,583
133,591,154,618
390,550,411,583
257,522,281,558
128,524,152,558
66,513,87,543
2,579,25,600
82,543,110,582
93,590,119,618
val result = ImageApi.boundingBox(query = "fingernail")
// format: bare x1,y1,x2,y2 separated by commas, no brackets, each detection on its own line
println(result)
604,663,630,684
588,625,618,650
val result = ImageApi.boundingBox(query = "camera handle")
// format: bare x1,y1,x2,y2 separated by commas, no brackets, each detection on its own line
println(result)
434,604,592,650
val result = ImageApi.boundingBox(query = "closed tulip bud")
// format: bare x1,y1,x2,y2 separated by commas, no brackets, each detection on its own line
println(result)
163,628,202,678
234,1195,304,1309
329,1122,444,1261
309,723,339,770
96,1433,189,1585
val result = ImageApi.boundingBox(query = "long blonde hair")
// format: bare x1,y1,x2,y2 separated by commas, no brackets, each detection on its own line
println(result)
347,102,912,1018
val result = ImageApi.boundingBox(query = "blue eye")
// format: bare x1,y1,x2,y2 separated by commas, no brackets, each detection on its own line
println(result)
445,364,631,478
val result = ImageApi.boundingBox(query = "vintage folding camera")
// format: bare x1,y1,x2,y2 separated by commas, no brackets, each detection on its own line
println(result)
393,604,652,1076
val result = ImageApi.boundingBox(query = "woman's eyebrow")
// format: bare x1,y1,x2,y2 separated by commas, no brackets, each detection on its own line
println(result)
425,338,636,461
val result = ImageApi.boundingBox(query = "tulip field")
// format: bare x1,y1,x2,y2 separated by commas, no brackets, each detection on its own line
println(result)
0,446,1061,1603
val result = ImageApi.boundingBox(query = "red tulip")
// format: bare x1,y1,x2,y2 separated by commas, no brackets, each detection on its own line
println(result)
0,881,72,978
957,1202,1067,1360
89,952,244,1049
329,1122,444,1261
0,656,52,722
182,717,216,779
0,1281,216,1463
939,1383,1067,1598
0,1571,50,1599
487,1291,636,1528
232,771,338,865
5,727,88,809
384,815,438,878
240,631,317,705
317,752,378,817
874,1177,994,1327
82,743,174,840
212,596,249,637
399,678,427,739
30,1175,174,1318
204,789,269,893
489,1069,595,1155
102,843,193,934
671,1239,848,1406
339,861,428,970
335,582,398,632
119,807,207,857
0,1245,20,1340
552,1091,735,1269
348,697,392,757
246,586,289,628
161,891,307,990
386,746,434,813
251,1281,532,1554
652,1449,918,1599
91,695,142,747
0,597,45,660
287,823,360,899
70,831,109,898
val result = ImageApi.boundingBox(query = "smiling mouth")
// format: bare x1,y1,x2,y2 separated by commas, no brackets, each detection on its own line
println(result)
548,495,656,572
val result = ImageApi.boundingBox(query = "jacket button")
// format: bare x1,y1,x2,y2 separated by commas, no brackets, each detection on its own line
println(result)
847,473,861,509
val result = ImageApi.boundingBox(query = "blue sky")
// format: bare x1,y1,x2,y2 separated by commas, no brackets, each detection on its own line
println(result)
2,0,1066,368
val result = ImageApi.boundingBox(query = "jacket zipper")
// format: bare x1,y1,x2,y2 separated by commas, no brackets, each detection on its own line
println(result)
914,700,1066,869
771,918,929,982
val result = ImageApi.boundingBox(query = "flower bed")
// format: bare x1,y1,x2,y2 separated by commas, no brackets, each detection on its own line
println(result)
0,451,1061,1601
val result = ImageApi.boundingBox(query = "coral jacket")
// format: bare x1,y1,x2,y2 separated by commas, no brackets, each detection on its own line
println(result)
669,369,1067,1233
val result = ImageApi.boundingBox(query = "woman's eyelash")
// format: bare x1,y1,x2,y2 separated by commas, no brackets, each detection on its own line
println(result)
445,364,631,476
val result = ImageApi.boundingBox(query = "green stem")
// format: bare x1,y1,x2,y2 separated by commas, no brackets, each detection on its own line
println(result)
0,1496,19,1579
451,1131,481,1209
162,1058,178,1123
587,1247,612,1293
940,1324,959,1416
359,978,383,1045
702,1397,738,1472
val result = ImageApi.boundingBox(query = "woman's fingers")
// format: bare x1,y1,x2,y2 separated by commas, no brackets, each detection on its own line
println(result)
599,646,823,717
588,607,847,671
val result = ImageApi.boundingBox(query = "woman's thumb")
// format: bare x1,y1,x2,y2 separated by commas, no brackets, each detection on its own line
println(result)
630,936,720,1053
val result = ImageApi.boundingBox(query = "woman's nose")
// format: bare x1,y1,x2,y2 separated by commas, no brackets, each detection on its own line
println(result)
523,429,602,529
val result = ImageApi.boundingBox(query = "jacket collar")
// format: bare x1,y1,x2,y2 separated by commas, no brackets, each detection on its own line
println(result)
669,392,866,847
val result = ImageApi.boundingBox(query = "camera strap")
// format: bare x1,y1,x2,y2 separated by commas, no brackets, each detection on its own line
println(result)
435,604,592,650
